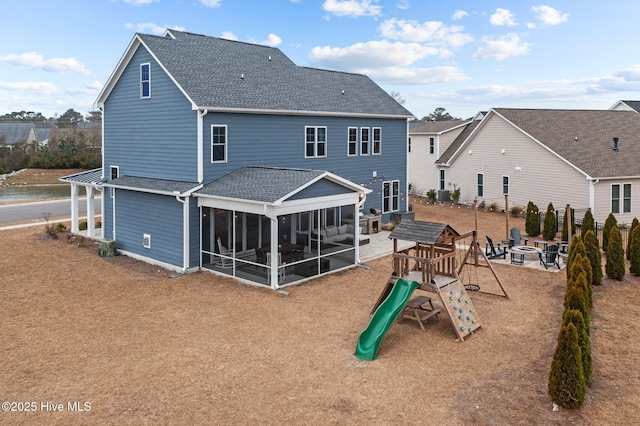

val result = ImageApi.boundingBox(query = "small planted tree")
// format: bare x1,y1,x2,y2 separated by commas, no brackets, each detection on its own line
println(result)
565,274,590,331
525,201,540,237
627,217,639,260
629,225,640,276
543,203,557,241
571,254,593,310
566,236,585,279
562,309,592,385
602,213,617,252
581,209,595,236
548,322,586,408
605,226,625,280
426,189,437,203
583,230,603,286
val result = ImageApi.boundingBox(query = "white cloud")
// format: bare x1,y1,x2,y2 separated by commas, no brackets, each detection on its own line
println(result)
472,33,531,61
452,10,468,20
490,8,517,26
366,66,470,85
0,52,91,76
531,5,569,26
379,18,473,47
260,34,282,47
122,0,156,5
397,0,409,10
0,81,58,95
200,0,222,7
322,0,382,17
220,31,238,41
125,22,186,35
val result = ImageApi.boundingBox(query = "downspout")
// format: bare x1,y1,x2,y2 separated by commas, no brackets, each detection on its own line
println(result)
589,178,599,217
197,110,208,184
175,193,189,273
405,118,410,213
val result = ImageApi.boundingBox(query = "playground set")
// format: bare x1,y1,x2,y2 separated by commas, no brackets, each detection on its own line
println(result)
355,220,508,361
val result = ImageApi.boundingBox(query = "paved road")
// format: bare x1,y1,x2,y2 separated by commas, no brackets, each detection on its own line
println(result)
0,198,102,226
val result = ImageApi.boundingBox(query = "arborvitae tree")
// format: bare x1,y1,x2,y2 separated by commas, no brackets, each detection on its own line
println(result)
566,236,585,279
627,217,639,260
543,203,557,241
562,207,576,242
564,282,590,335
572,254,593,310
525,201,540,237
583,230,603,286
602,213,617,252
605,226,625,280
629,225,640,276
548,322,586,408
581,209,595,236
562,309,592,384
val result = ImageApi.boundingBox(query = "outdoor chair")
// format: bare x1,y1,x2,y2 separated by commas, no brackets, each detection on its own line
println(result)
266,252,286,284
509,227,529,247
539,244,561,269
485,236,507,260
215,237,233,268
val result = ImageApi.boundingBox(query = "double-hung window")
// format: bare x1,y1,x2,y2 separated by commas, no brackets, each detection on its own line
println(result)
347,127,357,156
429,137,435,154
211,125,227,163
140,63,150,98
305,126,327,158
360,128,369,155
383,180,399,213
372,127,381,154
502,176,509,195
439,170,445,191
612,183,631,214
477,173,484,197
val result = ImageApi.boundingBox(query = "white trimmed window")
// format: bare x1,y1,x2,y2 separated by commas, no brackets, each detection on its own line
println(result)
211,125,227,163
360,128,369,155
612,183,631,214
140,63,150,98
439,169,445,191
383,180,399,213
477,173,484,197
347,127,357,156
502,176,509,195
110,166,119,198
429,137,435,154
408,137,411,153
372,127,381,154
305,126,327,158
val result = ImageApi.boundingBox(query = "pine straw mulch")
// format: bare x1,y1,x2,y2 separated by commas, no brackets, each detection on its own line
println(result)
1,199,639,425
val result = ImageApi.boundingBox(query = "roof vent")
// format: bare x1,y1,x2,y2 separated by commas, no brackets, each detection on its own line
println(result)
613,137,620,152
268,55,271,61
240,73,244,79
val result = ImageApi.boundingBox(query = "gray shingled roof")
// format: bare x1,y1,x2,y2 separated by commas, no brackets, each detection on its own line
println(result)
388,220,460,244
106,175,200,195
436,120,481,164
0,122,33,145
59,168,105,185
196,166,327,203
410,120,467,134
618,100,640,113
493,108,640,178
136,30,412,117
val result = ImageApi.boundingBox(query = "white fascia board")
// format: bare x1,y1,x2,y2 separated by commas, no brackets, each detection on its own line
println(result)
196,196,270,215
271,193,360,216
275,171,371,204
102,182,202,197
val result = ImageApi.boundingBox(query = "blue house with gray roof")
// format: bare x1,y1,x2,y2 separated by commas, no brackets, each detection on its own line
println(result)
64,29,413,289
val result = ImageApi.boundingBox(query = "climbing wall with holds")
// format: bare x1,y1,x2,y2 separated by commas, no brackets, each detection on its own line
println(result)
438,280,482,341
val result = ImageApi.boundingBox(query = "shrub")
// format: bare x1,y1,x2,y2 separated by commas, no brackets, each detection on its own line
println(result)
627,217,639,260
510,205,524,218
602,213,617,252
477,200,486,210
79,221,88,231
565,274,590,331
629,225,640,276
562,309,592,384
487,202,499,213
543,203,556,241
605,226,625,280
581,209,595,236
583,230,603,285
571,254,593,310
525,201,540,237
426,189,437,203
548,322,586,408
451,186,461,204
566,236,585,279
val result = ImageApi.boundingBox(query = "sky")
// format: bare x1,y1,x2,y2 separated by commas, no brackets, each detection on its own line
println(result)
2,0,640,120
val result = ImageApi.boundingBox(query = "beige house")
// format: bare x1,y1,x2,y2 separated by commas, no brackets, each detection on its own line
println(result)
408,114,484,199
435,107,640,224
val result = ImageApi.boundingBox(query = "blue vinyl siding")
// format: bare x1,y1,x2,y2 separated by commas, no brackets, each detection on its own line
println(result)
103,46,198,182
290,178,354,200
114,190,185,267
201,113,408,218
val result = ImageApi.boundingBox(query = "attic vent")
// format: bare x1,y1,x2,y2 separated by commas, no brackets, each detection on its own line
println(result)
240,73,244,79
268,55,271,61
613,137,620,152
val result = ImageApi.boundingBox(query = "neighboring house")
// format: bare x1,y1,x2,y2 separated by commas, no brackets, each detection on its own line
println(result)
62,30,413,289
609,100,640,113
0,122,56,148
408,113,484,200
436,107,640,224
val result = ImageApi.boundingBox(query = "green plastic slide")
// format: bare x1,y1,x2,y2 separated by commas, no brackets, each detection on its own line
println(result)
354,278,421,361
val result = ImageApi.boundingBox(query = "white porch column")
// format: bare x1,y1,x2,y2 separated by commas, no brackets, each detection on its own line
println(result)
354,200,361,263
70,184,80,233
86,186,95,238
269,216,279,289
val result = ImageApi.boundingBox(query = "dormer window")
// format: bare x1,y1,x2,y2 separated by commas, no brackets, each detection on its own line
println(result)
140,63,151,98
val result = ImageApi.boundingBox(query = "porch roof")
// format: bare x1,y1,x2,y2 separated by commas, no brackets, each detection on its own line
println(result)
195,166,369,204
59,168,105,185
103,175,201,196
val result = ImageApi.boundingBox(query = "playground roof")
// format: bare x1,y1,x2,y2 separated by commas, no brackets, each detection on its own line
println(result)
389,220,460,245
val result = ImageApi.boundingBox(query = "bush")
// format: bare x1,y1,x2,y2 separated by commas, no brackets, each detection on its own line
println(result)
602,213,617,253
627,217,639,260
565,275,590,331
605,226,625,280
477,200,486,210
562,309,592,384
583,230,603,285
581,209,595,236
79,221,88,231
451,186,461,204
525,201,540,237
510,205,524,218
571,254,593,310
629,225,640,276
426,189,437,203
487,202,499,213
566,236,585,279
543,203,556,241
548,322,586,408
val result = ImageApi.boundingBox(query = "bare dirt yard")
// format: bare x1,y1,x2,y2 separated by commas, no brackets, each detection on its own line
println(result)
2,195,639,425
